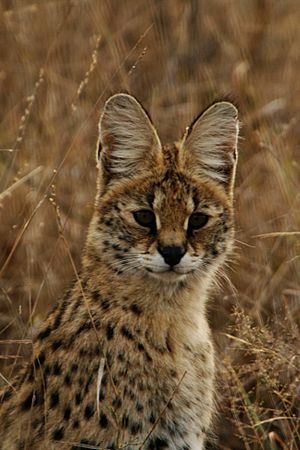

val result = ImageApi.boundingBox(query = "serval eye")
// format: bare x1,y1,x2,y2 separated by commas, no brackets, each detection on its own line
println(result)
133,210,156,228
188,212,209,230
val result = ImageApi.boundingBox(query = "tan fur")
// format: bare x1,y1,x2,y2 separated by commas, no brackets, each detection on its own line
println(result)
0,94,238,450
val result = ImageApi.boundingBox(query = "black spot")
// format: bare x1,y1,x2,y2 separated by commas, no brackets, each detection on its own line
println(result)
101,373,108,386
53,299,67,330
130,303,142,315
99,389,105,401
118,234,132,244
114,252,125,261
34,351,45,366
129,376,136,387
50,390,59,408
166,334,173,353
122,414,129,428
117,350,125,362
84,373,94,394
181,446,191,450
167,401,174,410
121,325,134,341
52,361,62,376
212,247,219,256
32,417,43,429
157,346,167,354
94,345,101,355
101,298,110,310
79,347,87,357
104,219,112,227
106,323,115,340
53,314,62,331
21,390,41,410
79,377,84,387
145,351,153,362
93,317,102,330
113,204,121,213
99,412,109,428
199,351,207,363
52,426,64,441
72,296,82,314
84,402,94,420
112,396,122,409
106,350,113,367
43,364,51,383
98,373,107,401
77,320,92,334
51,340,62,351
73,419,80,429
146,192,154,207
91,289,101,303
1,389,12,403
148,437,169,450
80,278,88,290
130,421,142,435
137,342,145,352
64,373,71,386
184,344,192,352
71,363,78,372
17,441,25,450
149,412,156,424
37,325,51,340
138,381,146,391
170,369,177,377
63,405,71,421
136,401,143,412
124,386,135,400
75,392,82,405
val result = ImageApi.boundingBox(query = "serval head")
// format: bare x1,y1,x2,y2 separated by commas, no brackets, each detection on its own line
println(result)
87,93,239,287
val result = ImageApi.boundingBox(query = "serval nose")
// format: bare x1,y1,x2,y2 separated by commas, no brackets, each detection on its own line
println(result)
158,245,186,267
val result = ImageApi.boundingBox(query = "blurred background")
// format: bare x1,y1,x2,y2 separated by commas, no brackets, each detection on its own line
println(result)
0,1,299,448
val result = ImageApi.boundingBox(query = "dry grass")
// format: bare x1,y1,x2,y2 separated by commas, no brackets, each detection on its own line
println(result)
0,0,299,448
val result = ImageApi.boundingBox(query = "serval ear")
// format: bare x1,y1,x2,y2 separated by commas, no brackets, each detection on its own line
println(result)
180,102,239,194
97,93,162,187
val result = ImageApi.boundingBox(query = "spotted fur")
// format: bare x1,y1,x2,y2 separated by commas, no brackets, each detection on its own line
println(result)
0,94,239,449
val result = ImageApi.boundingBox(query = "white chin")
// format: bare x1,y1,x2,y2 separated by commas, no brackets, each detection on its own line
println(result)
146,269,188,283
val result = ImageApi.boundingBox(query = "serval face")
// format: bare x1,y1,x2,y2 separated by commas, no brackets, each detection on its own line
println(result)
89,94,238,285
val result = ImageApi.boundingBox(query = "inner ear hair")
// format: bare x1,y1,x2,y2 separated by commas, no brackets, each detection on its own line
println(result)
97,93,162,185
181,101,239,192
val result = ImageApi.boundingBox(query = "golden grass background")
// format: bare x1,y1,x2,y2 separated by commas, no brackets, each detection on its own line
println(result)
0,1,299,448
